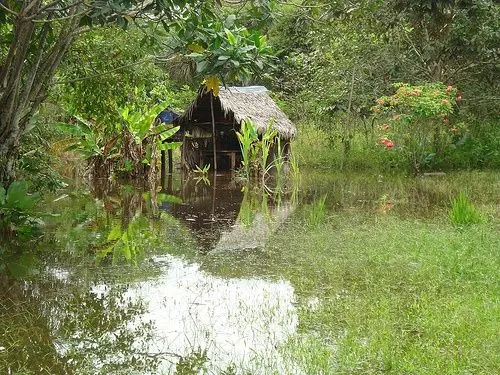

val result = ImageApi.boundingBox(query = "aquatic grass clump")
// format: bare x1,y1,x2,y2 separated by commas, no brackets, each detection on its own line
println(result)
236,119,259,180
306,195,327,228
449,192,482,226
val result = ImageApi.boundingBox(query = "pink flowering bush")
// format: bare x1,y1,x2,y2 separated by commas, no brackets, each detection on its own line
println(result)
372,82,459,172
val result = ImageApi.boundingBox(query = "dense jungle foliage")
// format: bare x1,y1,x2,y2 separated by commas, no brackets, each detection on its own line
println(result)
1,0,498,194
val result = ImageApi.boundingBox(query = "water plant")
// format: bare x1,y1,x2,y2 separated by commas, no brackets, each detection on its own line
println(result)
267,136,288,192
236,118,259,180
193,164,210,185
306,195,327,228
237,118,287,184
449,191,482,226
289,152,300,183
260,121,278,183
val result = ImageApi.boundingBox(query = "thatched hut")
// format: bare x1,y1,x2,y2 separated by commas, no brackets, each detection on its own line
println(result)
174,86,297,171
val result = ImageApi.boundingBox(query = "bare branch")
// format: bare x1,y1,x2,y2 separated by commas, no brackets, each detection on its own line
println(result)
53,57,154,85
0,2,19,16
32,9,89,23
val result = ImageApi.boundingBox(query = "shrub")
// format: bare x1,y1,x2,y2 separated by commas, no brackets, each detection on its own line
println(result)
373,82,459,173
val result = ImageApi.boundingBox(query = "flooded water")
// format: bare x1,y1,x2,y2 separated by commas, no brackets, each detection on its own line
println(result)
1,170,498,374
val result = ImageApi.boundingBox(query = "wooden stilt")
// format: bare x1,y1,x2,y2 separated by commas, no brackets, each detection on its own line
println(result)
210,93,217,172
168,149,173,174
160,150,166,189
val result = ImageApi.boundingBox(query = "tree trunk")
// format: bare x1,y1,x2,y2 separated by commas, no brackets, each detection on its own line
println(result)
0,1,81,187
0,147,18,188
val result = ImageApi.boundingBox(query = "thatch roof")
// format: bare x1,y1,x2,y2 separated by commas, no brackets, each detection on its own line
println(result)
176,86,297,140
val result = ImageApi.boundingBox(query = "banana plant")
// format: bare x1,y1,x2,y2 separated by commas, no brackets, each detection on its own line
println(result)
55,115,110,160
236,119,259,179
119,103,182,166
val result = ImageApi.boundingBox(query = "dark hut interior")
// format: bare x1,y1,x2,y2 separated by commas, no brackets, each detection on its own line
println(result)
177,92,242,171
174,86,297,172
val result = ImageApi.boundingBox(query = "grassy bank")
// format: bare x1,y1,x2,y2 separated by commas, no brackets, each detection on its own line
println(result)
270,204,499,374
292,120,500,172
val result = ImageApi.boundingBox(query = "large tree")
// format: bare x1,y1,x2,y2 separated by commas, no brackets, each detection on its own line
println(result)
0,0,194,185
0,0,275,186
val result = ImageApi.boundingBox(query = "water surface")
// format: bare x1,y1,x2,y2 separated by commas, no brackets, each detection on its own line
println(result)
1,170,498,374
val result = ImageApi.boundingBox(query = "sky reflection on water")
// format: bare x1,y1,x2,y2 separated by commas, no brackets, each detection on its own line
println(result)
90,255,299,374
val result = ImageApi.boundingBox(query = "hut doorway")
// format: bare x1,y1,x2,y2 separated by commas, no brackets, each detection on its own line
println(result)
181,124,243,171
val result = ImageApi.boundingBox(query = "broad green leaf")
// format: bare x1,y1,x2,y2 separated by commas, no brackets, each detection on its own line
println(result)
224,14,236,28
107,223,122,241
53,122,84,136
196,60,208,73
119,106,130,120
5,181,38,210
186,52,204,58
122,232,131,260
155,125,180,139
240,45,256,53
158,141,182,150
73,115,93,132
225,28,237,45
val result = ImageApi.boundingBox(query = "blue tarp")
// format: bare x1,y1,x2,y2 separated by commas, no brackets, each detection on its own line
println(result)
157,109,179,124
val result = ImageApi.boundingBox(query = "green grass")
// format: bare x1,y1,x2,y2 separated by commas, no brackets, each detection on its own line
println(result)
181,170,500,373
449,191,483,226
293,120,500,172
267,213,500,374
306,194,327,228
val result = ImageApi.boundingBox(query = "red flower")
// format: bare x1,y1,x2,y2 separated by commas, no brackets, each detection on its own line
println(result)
380,137,394,149
446,85,453,93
